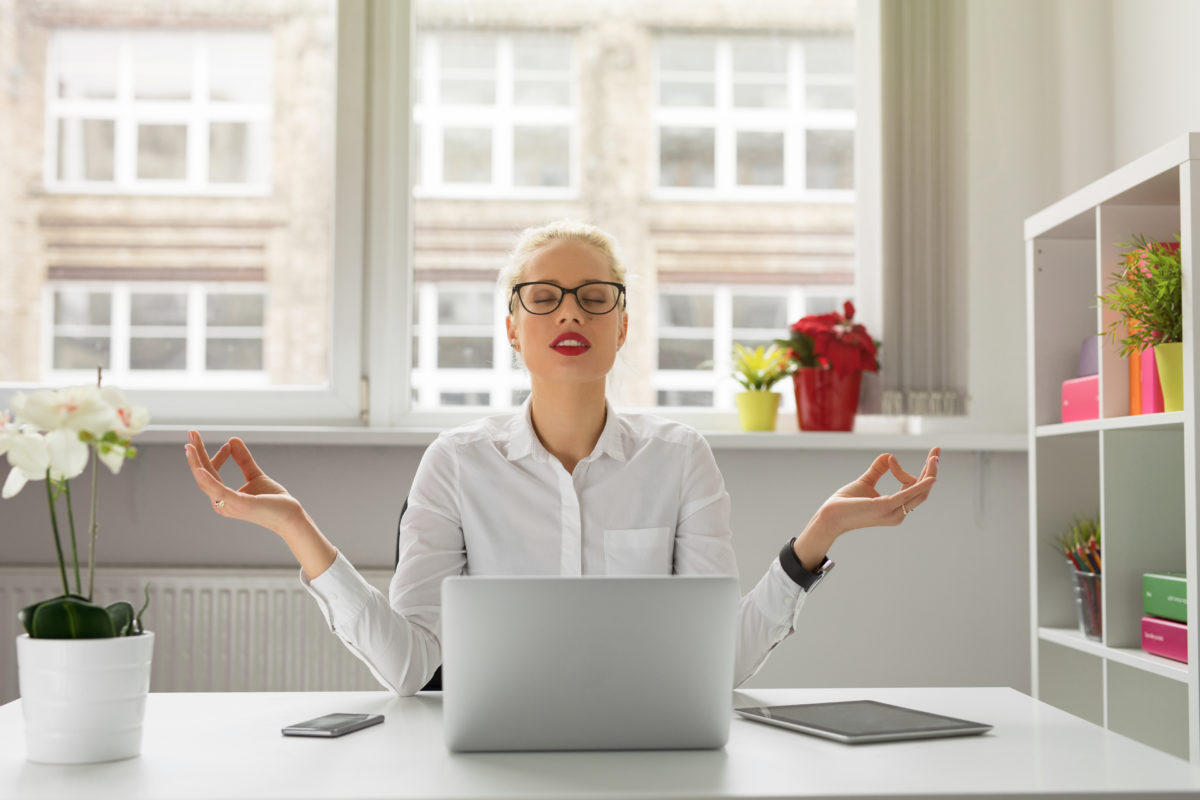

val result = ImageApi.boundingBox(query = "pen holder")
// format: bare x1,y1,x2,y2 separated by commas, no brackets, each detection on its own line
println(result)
1071,569,1102,641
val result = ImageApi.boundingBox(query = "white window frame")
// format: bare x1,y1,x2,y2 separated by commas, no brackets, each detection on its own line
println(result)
652,35,855,203
44,29,274,197
413,30,577,200
43,280,269,388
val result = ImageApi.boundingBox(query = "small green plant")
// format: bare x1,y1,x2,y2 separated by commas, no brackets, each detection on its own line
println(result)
731,343,790,391
1099,234,1182,356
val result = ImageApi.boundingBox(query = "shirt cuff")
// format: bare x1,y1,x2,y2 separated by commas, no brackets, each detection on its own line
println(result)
300,550,375,631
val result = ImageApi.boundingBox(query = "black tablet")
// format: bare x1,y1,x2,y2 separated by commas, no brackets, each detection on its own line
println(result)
734,700,992,744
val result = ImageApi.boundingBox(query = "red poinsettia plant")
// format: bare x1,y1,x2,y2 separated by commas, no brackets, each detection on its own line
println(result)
776,301,880,377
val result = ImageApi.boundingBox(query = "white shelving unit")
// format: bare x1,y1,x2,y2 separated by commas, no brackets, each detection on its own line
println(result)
1024,132,1200,762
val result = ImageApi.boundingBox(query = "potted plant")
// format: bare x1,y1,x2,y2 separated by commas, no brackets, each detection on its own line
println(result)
776,301,880,431
1,371,152,764
730,343,790,431
1099,234,1183,412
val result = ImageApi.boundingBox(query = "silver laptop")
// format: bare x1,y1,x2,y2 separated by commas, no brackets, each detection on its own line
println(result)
440,575,738,752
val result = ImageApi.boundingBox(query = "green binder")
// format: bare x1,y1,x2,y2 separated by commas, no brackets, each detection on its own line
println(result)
1144,572,1187,623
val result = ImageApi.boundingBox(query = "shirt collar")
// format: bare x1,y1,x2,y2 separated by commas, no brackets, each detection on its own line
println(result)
505,397,628,465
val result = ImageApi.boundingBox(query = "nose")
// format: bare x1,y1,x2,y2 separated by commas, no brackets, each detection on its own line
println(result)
555,292,586,323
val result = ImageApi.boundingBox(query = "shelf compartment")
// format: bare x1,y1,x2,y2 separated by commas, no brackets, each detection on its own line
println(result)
1034,432,1100,630
1037,639,1103,726
1101,427,1186,649
1030,236,1099,428
1108,661,1190,761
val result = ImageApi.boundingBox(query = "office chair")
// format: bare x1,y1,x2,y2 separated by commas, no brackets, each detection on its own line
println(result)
395,498,443,692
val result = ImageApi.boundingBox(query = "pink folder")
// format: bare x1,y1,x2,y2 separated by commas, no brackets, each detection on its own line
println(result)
1142,616,1187,663
1140,349,1165,414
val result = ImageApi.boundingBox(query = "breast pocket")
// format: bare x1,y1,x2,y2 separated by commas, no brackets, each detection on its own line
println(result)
603,526,674,575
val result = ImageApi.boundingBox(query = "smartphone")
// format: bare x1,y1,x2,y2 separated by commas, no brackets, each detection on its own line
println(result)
281,712,384,738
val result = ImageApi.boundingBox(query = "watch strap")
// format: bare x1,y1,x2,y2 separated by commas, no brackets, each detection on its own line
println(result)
779,537,832,591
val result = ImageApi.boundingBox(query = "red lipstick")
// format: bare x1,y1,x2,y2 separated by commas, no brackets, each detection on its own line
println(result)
551,332,592,356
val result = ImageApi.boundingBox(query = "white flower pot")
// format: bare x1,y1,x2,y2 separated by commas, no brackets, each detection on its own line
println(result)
16,631,154,764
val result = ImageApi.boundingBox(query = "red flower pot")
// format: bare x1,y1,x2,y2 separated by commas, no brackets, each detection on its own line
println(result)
792,368,862,431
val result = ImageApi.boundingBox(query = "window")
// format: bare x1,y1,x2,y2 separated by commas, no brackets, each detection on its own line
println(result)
413,31,576,197
655,285,845,409
655,34,855,199
46,282,268,386
47,30,273,195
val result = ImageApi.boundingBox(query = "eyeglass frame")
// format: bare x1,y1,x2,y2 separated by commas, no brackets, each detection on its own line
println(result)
509,280,627,316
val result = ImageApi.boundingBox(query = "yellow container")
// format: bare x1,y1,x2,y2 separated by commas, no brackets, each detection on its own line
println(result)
1154,342,1184,412
735,391,781,431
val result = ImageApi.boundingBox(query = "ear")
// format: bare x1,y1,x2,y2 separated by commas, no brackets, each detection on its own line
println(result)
618,312,628,349
505,316,517,348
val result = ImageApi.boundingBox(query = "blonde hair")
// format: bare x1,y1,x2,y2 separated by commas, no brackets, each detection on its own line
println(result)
499,219,628,315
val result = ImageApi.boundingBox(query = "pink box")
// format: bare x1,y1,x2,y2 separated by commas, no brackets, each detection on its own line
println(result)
1142,616,1188,663
1061,374,1099,423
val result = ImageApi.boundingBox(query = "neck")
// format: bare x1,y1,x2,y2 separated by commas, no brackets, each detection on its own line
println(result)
528,378,608,474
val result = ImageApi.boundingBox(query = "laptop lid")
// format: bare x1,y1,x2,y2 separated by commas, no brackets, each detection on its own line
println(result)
441,575,738,752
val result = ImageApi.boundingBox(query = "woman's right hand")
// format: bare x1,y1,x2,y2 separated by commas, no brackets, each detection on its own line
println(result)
184,430,305,536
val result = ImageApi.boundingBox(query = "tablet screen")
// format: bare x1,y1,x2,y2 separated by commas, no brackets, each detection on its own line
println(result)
735,700,991,743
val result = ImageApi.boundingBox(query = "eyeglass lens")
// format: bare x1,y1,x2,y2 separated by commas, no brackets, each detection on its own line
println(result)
517,282,621,315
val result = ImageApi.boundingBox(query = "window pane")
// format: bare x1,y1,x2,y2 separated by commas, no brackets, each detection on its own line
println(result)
658,338,712,370
514,79,570,106
807,83,854,110
206,338,263,370
440,391,490,406
659,36,715,71
209,121,249,183
732,39,787,73
443,127,492,183
54,337,110,369
733,81,786,108
438,338,493,368
207,294,265,326
130,337,187,370
806,38,854,73
55,290,110,325
208,34,272,103
659,80,714,107
438,290,491,325
513,33,570,71
657,390,713,407
131,35,192,101
137,124,188,180
732,296,787,328
807,129,853,190
55,32,118,99
131,292,187,325
57,119,114,181
660,295,713,327
659,127,714,188
514,127,569,187
737,131,784,186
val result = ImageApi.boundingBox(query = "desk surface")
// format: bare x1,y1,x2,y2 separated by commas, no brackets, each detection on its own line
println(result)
3,687,1200,800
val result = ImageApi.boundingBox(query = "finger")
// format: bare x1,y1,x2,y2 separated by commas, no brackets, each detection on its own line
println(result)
229,438,266,481
888,454,918,486
921,447,941,481
893,475,937,514
192,466,239,515
210,442,232,472
187,430,220,479
857,453,893,488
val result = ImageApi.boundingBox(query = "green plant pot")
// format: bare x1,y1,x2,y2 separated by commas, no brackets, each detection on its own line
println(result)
735,391,780,431
1154,342,1184,412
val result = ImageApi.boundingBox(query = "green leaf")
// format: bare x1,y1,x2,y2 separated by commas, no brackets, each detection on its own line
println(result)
106,601,135,636
27,595,116,638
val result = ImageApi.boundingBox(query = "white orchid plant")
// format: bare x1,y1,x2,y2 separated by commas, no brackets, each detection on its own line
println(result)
1,375,151,638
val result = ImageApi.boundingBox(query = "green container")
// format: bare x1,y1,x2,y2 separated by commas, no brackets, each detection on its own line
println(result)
1143,572,1187,623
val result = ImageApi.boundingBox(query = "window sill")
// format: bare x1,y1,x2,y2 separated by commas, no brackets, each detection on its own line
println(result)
144,415,1026,452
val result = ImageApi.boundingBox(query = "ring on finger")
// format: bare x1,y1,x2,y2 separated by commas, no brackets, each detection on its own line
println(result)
215,499,225,509
901,503,910,515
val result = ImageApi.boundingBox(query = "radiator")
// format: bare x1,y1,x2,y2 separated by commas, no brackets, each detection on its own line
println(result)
0,566,394,705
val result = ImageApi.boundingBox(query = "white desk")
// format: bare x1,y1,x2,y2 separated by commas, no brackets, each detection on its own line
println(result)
3,687,1200,799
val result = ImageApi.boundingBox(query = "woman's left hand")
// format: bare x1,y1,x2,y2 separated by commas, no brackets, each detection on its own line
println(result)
793,447,940,569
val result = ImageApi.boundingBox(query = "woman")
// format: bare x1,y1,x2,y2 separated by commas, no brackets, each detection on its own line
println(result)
184,219,939,696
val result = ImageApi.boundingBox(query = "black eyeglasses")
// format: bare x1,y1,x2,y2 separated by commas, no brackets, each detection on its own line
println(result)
510,281,626,316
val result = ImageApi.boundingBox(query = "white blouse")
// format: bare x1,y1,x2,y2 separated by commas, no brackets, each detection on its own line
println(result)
301,401,816,696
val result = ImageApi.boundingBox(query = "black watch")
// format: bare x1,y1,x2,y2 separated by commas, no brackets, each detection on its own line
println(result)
779,537,835,592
